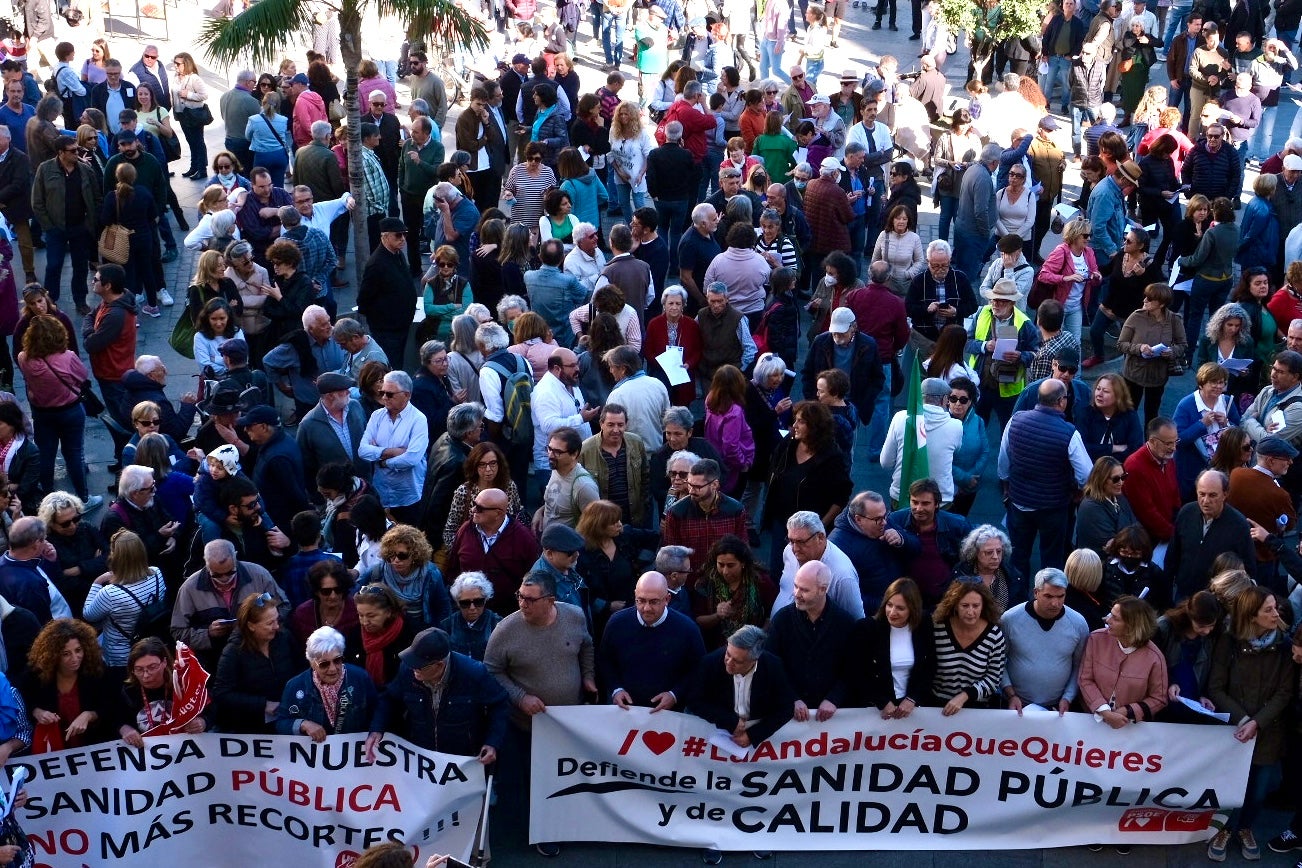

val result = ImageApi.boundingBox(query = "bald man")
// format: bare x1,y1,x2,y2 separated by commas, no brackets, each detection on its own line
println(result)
446,487,542,616
597,571,706,711
766,560,856,722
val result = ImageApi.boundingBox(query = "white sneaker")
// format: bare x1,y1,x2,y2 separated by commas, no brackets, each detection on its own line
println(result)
159,288,174,306
135,293,146,308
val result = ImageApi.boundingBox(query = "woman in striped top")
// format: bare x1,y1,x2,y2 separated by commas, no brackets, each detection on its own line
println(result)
504,142,558,231
755,209,799,275
82,530,169,671
931,579,1007,715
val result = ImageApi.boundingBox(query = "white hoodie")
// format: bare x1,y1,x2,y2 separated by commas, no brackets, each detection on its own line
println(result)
879,401,965,503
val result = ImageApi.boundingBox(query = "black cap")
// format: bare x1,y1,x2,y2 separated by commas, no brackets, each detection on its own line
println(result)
541,523,585,553
379,217,406,234
315,372,353,394
237,405,280,427
399,628,451,668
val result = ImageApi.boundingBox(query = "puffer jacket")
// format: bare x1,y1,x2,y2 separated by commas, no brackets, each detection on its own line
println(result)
559,169,609,229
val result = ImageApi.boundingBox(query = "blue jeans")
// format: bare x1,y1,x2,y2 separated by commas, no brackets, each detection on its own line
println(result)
1162,5,1191,52
614,182,648,221
43,224,92,305
377,59,398,84
760,39,790,83
601,10,626,67
1184,275,1232,357
866,361,893,454
252,148,288,188
656,198,691,273
590,0,602,40
805,58,824,89
1006,504,1070,580
937,194,958,241
32,403,88,499
1248,104,1278,159
1071,105,1098,156
952,226,991,285
1280,30,1299,82
1039,55,1073,112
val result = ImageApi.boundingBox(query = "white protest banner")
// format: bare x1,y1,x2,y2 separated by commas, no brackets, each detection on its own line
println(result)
13,733,485,867
531,706,1252,850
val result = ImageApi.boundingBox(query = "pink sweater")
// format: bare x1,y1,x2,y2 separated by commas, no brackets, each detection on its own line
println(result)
17,350,87,409
704,402,755,493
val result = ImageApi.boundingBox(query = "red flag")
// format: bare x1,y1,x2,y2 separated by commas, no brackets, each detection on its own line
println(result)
142,643,211,737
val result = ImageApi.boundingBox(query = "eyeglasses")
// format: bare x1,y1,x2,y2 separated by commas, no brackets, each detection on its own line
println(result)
528,156,542,163
635,597,667,606
792,74,805,80
1080,232,1092,239
545,445,572,454
144,54,158,59
668,470,690,478
765,89,778,94
436,261,456,269
458,598,487,609
314,656,345,669
318,586,345,596
686,481,715,492
386,551,412,562
947,395,970,405
859,513,888,524
137,418,160,427
477,459,499,469
209,567,237,579
788,534,816,545
1109,473,1128,483
56,514,82,528
1207,133,1224,139
215,163,232,170
516,592,554,604
132,661,164,677
470,502,502,513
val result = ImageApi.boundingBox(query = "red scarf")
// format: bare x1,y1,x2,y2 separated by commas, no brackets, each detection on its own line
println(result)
361,614,404,686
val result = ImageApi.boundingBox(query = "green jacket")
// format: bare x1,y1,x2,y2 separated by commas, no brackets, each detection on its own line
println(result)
398,136,444,196
579,431,651,528
31,157,103,233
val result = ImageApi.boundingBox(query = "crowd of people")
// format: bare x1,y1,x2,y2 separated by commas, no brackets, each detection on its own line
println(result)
0,0,1300,862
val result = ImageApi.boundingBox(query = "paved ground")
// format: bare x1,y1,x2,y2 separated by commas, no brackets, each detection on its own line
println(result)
20,4,1298,864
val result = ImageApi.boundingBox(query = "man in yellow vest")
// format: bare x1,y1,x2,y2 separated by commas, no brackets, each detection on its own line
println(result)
966,278,1041,429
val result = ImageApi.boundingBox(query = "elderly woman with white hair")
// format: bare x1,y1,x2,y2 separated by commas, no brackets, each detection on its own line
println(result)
643,285,702,406
650,407,722,508
496,294,529,335
439,571,501,661
275,626,378,741
953,524,1024,610
446,314,483,405
662,450,701,514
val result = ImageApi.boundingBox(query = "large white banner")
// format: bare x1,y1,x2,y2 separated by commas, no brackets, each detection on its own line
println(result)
531,706,1253,850
12,733,485,867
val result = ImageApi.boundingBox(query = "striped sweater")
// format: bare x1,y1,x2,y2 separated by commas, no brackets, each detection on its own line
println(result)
931,620,1007,705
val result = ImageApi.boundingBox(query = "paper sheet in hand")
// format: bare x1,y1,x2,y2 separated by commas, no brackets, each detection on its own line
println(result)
709,730,751,759
1219,357,1253,373
655,347,691,386
1269,408,1287,433
1018,703,1059,718
993,338,1018,357
1177,695,1231,722
1173,279,1194,293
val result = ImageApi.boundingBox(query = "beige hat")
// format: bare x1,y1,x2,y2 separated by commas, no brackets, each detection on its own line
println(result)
1115,160,1142,186
982,278,1021,302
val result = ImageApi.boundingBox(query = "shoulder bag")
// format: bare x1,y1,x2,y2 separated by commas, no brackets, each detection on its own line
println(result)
49,361,105,416
98,196,132,265
261,113,293,176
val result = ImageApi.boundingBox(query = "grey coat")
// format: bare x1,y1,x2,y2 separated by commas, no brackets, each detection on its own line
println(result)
296,399,371,492
956,161,996,239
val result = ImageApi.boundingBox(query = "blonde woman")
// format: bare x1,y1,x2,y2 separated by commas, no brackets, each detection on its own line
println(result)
184,185,244,251
171,52,210,179
607,101,655,219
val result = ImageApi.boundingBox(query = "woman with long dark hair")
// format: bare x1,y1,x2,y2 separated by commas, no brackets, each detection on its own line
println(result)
442,442,524,550
924,323,978,383
762,401,851,576
693,533,777,650
860,577,936,716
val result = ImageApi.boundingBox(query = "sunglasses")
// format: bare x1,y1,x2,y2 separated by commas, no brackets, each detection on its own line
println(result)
669,470,690,478
947,395,970,405
318,586,344,596
314,656,345,669
458,598,487,609
377,390,401,398
144,54,158,59
253,591,275,608
56,514,82,528
137,418,160,427
436,261,456,268
470,503,502,513
386,551,412,562
528,156,542,163
1109,473,1128,483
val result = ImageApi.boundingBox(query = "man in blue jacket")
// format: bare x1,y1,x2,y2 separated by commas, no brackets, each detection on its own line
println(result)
829,490,919,614
365,627,510,764
597,572,705,710
889,478,973,607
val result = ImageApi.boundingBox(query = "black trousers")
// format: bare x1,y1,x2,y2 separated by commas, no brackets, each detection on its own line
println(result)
401,192,426,275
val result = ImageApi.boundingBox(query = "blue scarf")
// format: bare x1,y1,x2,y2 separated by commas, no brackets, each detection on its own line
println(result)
531,104,556,143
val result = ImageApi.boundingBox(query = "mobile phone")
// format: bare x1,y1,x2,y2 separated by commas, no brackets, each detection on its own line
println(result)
444,858,474,868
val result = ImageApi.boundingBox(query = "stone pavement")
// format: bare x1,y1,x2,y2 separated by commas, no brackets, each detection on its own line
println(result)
16,5,1290,865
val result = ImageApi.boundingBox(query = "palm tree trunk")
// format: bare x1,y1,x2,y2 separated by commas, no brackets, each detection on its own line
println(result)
341,2,369,290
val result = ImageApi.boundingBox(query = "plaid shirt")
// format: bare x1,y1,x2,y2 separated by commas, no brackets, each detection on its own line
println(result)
597,86,621,122
661,494,751,581
361,147,390,217
1027,330,1080,381
284,225,337,296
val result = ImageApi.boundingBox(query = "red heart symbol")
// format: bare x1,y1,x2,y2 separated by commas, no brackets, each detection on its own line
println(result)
642,731,675,755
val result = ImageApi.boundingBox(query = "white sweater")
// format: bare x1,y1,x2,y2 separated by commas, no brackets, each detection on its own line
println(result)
879,403,965,502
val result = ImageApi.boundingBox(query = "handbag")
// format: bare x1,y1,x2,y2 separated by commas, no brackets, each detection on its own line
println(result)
49,365,104,416
169,296,199,358
156,111,182,161
98,197,132,265
188,102,214,126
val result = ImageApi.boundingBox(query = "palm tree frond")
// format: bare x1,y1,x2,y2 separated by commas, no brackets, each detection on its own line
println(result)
387,0,490,54
199,0,317,69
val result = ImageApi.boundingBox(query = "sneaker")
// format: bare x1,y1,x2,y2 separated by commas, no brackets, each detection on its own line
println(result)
1081,354,1105,369
141,304,161,318
159,288,174,306
1208,829,1230,862
1240,830,1261,861
135,293,146,308
534,842,561,858
1269,829,1302,852
160,248,178,263
83,495,104,512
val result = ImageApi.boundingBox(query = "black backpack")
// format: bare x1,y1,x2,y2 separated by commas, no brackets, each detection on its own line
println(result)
108,570,173,648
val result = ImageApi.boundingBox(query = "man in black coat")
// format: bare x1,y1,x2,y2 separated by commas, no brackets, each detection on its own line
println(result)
801,307,885,429
688,624,795,748
88,61,138,133
765,561,856,722
362,89,403,197
1167,469,1258,599
357,218,418,366
0,128,33,283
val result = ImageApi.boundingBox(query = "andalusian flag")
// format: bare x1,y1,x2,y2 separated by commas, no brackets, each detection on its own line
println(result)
900,354,929,493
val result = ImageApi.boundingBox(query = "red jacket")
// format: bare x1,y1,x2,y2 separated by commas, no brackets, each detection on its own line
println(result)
445,517,540,617
1122,444,1181,542
83,294,137,383
844,282,910,359
643,314,702,406
803,176,853,254
292,90,327,149
659,99,716,164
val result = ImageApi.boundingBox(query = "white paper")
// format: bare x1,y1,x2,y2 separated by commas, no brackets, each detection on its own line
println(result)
1177,695,1231,722
709,729,751,759
1219,357,1253,373
655,347,691,386
1269,408,1287,433
1168,263,1182,286
993,338,1018,357
1017,703,1059,718
1172,279,1194,294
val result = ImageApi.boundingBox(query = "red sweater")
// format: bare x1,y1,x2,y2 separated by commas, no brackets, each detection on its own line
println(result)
660,100,716,164
1122,445,1181,542
643,314,702,406
446,517,540,617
